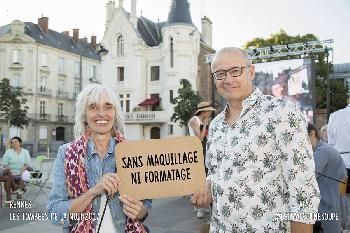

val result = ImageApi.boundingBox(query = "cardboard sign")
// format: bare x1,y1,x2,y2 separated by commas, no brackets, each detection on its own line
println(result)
116,136,206,200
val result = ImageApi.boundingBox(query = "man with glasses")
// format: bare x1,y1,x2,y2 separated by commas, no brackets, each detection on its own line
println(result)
191,47,320,232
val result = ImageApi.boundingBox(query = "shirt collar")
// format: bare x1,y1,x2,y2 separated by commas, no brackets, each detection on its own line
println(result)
223,88,262,119
315,139,325,151
87,137,115,160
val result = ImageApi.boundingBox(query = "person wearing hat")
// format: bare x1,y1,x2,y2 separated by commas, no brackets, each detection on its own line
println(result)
188,101,215,218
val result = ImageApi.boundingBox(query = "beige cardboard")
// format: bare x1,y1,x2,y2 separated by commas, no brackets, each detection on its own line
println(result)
116,136,206,200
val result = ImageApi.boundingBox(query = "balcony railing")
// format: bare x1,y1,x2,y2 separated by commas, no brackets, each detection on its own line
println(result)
28,113,51,121
36,88,52,97
124,111,168,123
55,115,68,122
57,91,70,99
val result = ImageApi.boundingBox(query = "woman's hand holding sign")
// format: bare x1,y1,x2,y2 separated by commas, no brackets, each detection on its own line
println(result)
119,195,148,220
93,173,121,197
191,180,213,208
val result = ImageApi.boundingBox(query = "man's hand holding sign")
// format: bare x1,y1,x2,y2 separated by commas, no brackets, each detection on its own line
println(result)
116,136,206,200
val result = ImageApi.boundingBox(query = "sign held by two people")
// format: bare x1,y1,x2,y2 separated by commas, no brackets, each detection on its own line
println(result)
116,136,206,200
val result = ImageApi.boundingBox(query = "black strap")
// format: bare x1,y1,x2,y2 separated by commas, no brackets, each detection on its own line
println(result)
315,171,347,185
97,196,109,233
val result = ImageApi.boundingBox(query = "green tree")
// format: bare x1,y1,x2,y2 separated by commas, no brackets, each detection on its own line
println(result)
0,78,29,147
171,79,201,128
243,29,347,112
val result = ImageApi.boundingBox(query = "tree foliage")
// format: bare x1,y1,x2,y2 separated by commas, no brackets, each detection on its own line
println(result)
171,79,201,127
243,29,348,112
0,78,29,128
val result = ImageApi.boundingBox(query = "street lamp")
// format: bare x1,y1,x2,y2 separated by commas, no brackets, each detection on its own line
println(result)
97,45,109,56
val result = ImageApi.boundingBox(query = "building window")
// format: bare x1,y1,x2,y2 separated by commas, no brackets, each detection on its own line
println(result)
40,76,47,92
75,81,80,97
58,57,65,73
75,61,80,77
170,37,174,67
40,101,46,116
117,67,124,81
58,103,63,116
119,94,130,112
11,74,21,87
151,93,160,111
41,53,48,67
117,35,124,56
12,49,21,64
39,126,47,139
90,65,96,79
169,90,174,103
58,80,64,95
168,124,174,135
10,126,21,138
151,66,160,81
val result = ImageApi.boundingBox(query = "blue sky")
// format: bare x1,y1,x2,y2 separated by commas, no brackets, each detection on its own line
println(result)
1,0,349,63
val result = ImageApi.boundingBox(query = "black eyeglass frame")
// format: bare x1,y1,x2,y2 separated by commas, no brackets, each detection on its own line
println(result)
212,66,250,80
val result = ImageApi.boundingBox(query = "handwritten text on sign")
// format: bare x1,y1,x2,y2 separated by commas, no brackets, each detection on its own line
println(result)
116,136,206,200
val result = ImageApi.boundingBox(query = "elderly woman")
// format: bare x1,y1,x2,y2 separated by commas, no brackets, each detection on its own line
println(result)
3,136,31,193
48,84,151,233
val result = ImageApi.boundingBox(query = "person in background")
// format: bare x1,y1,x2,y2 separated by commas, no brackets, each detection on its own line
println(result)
188,101,215,218
192,47,320,232
327,104,350,193
47,84,151,233
308,123,349,232
3,136,30,193
320,124,328,143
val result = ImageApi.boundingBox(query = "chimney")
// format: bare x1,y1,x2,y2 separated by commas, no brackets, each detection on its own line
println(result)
62,31,69,36
38,16,49,35
131,0,137,17
201,16,212,47
73,29,79,44
91,35,97,49
130,0,138,28
106,1,115,29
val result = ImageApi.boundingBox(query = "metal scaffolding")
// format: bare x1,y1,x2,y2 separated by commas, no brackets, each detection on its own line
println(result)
205,39,334,63
204,39,335,119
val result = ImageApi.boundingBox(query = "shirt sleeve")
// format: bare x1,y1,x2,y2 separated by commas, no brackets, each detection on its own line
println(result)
3,150,10,166
47,145,73,228
277,104,320,224
327,115,335,147
313,149,330,178
25,150,31,165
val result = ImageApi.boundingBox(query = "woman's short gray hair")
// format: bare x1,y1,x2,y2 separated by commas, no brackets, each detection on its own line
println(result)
74,84,124,138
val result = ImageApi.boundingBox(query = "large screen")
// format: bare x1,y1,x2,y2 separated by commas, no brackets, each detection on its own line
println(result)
254,58,315,123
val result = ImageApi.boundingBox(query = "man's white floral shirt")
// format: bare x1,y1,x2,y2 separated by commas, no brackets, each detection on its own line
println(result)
206,88,320,233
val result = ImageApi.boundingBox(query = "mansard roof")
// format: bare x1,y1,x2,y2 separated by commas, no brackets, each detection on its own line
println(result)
0,22,100,61
137,16,166,47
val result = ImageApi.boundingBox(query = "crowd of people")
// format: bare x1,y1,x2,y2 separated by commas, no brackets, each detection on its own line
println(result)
1,46,349,233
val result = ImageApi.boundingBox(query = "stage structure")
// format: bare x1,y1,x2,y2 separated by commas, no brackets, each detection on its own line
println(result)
205,39,334,120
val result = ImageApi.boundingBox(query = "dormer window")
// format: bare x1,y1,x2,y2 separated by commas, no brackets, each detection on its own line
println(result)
41,53,48,67
12,49,21,64
117,35,124,56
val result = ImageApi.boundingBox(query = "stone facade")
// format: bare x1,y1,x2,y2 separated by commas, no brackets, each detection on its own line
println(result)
0,17,100,156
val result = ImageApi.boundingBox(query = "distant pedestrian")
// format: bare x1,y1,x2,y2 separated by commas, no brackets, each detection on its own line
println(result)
327,104,350,192
308,123,349,232
188,101,215,218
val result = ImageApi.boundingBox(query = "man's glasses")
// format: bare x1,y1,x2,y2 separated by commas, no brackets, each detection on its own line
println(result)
212,66,249,80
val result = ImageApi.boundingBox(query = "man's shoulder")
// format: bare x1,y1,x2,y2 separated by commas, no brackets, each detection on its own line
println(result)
260,94,299,114
330,106,350,118
210,111,224,126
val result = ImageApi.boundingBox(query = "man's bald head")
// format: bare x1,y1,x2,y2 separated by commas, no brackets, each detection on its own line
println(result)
211,47,251,71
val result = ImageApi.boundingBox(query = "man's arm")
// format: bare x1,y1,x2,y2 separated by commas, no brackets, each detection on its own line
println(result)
291,221,312,233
